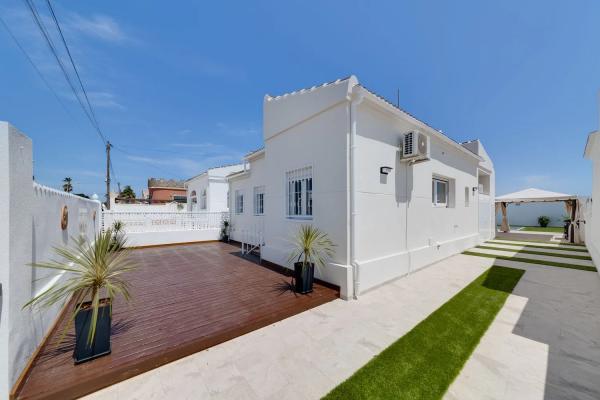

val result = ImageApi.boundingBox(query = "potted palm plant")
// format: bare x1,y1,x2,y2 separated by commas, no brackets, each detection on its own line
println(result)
110,220,126,251
288,225,335,294
24,229,136,364
221,220,230,242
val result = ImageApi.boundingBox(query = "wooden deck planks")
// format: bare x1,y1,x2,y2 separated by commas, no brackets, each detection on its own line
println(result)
14,241,339,400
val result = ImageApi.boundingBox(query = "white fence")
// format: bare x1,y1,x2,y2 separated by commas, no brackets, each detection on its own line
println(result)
102,211,228,247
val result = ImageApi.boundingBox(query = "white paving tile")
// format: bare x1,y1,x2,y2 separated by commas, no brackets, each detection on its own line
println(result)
84,252,600,400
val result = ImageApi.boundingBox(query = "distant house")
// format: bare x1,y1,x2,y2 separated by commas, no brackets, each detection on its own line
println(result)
186,164,244,212
227,76,495,299
147,178,187,204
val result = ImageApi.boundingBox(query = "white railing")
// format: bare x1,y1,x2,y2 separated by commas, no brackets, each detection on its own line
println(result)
102,211,227,233
239,225,265,261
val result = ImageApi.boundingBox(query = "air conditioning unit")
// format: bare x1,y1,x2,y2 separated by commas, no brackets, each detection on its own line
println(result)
401,131,429,161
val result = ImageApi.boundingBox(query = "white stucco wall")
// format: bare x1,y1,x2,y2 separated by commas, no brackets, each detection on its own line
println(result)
353,98,490,292
495,202,566,227
111,203,183,212
230,97,352,297
585,132,600,268
229,78,494,299
228,157,266,243
0,122,101,398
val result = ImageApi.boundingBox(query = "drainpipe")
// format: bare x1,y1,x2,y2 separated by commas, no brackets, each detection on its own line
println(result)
349,88,364,299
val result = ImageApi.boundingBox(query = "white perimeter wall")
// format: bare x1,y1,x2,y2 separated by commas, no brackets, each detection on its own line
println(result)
0,122,101,398
353,100,488,292
496,202,566,227
111,203,182,212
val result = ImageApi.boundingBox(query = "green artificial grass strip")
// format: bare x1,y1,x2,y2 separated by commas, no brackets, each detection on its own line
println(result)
322,266,525,400
492,238,586,247
487,240,590,253
463,251,597,272
519,226,564,233
476,245,593,261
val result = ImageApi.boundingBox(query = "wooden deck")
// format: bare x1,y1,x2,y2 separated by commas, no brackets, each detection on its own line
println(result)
13,242,339,400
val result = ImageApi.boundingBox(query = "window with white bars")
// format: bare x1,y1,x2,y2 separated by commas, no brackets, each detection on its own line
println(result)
235,190,244,214
286,166,313,218
254,186,265,215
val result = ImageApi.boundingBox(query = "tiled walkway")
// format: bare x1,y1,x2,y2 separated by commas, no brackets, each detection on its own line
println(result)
451,239,600,400
84,242,600,400
85,255,490,400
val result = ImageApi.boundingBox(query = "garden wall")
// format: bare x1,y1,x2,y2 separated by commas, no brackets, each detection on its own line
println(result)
0,122,101,399
495,201,565,227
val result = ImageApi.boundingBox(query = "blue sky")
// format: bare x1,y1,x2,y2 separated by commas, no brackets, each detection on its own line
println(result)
0,1,598,197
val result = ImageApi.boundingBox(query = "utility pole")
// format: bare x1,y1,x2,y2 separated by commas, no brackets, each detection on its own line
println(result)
117,182,121,193
105,141,112,210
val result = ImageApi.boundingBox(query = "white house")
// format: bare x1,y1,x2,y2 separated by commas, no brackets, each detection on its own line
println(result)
186,164,244,212
584,131,600,266
227,76,495,299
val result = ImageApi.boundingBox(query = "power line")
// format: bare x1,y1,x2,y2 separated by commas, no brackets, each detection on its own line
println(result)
44,0,104,140
0,14,79,122
22,0,107,145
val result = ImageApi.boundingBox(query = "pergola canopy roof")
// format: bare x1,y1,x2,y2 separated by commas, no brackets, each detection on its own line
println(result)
496,188,577,203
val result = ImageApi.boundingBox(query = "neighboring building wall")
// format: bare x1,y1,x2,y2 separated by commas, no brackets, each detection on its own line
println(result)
148,187,186,203
0,122,101,399
585,132,600,268
186,164,243,212
495,202,566,227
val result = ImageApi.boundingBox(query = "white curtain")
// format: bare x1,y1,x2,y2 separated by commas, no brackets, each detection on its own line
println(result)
500,202,510,232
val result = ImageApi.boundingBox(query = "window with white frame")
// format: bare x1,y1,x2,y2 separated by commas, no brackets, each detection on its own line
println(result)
464,186,470,207
254,186,265,215
286,166,313,218
235,190,244,214
432,178,449,207
200,189,207,210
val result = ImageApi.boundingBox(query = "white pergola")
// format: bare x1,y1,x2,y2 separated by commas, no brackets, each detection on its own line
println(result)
495,188,580,243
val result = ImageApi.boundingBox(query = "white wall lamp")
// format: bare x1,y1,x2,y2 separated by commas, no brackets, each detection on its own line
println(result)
472,186,478,193
380,166,393,175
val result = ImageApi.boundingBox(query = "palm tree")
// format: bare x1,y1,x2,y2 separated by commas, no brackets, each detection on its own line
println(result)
62,177,73,193
120,185,136,199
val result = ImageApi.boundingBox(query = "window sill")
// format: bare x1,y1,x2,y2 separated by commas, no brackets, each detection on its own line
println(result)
286,216,313,221
432,204,448,208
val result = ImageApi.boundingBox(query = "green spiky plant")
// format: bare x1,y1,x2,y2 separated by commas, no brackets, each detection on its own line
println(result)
110,220,126,251
24,229,137,346
287,225,335,272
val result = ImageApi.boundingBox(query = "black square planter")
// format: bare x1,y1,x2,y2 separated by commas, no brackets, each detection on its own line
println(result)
294,262,315,294
73,299,112,364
